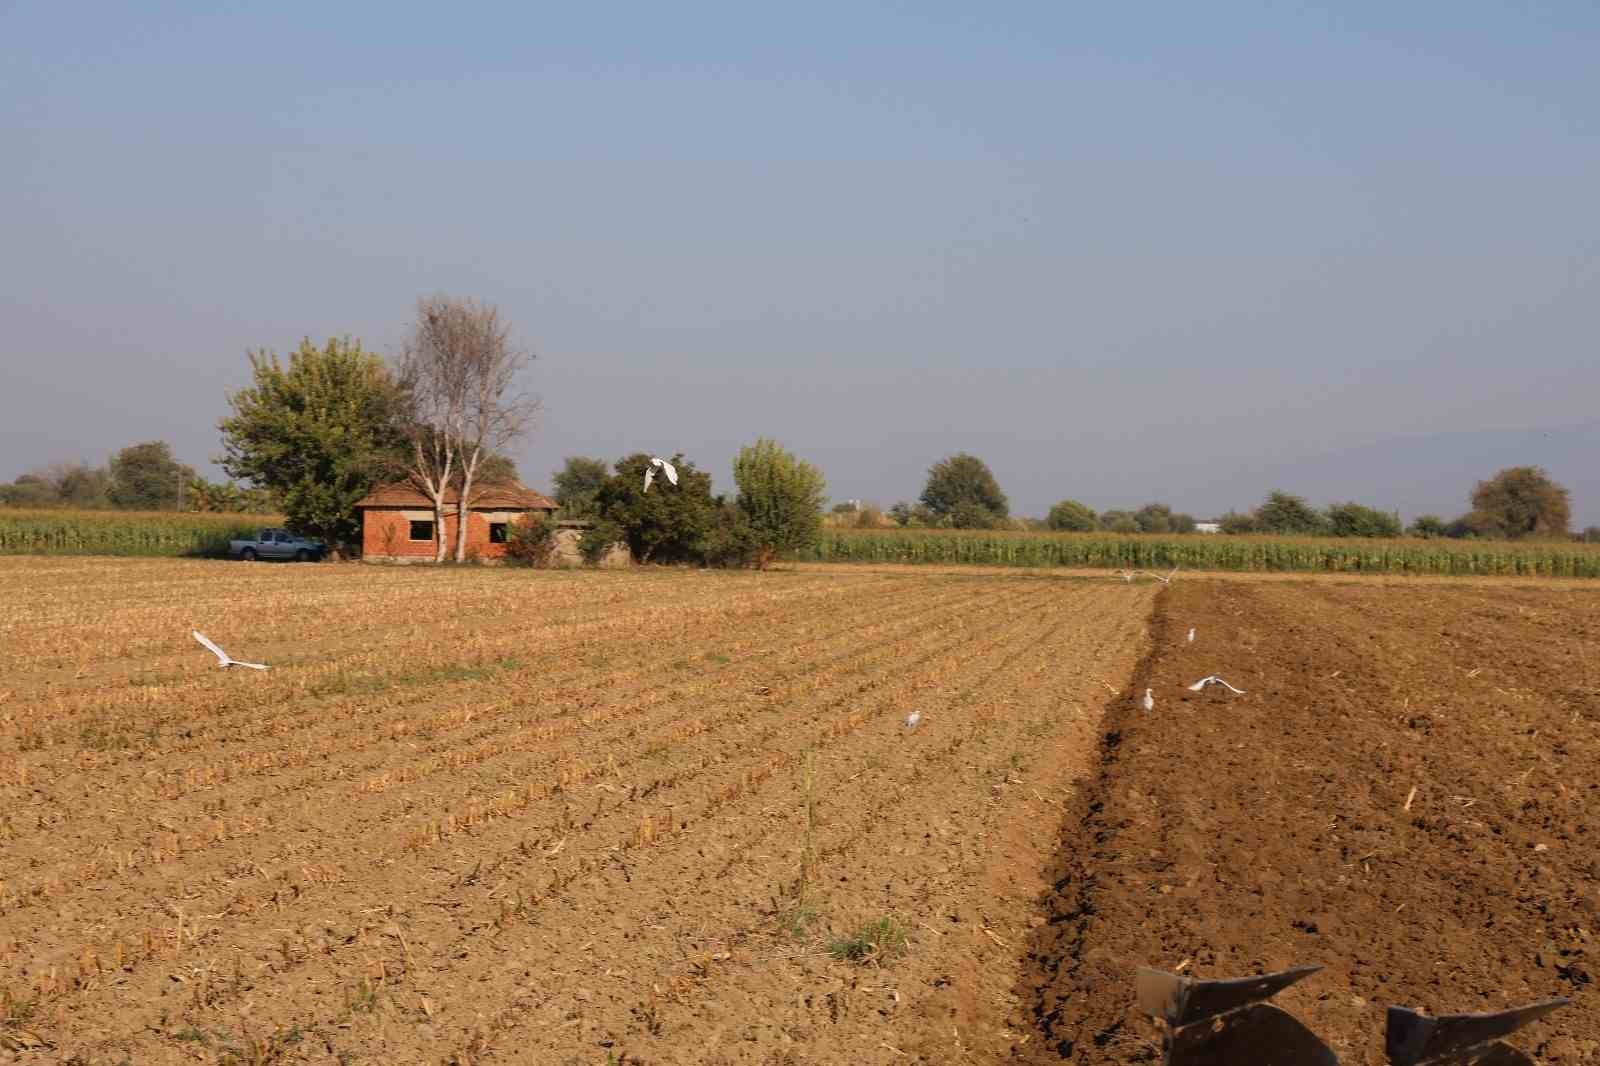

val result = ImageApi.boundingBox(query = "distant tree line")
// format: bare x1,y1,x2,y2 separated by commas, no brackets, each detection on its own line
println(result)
1215,468,1577,541
0,440,274,513
872,456,1591,543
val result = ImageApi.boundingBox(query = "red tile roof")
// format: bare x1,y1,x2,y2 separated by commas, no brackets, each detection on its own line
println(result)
355,481,557,510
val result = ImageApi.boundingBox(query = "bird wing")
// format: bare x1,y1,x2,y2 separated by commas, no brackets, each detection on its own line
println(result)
660,459,678,485
643,466,655,492
232,661,270,671
192,630,228,664
1187,677,1213,691
1216,678,1246,694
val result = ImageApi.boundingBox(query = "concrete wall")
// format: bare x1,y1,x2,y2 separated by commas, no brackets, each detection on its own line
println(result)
549,525,631,568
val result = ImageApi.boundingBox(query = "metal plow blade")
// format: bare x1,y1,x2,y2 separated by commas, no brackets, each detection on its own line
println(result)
1136,965,1336,1066
1386,998,1569,1066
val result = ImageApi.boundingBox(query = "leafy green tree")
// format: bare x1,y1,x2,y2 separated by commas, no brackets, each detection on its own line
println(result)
1169,512,1198,534
593,453,722,564
1581,526,1600,544
1445,514,1477,539
475,454,520,484
1467,466,1571,540
1254,490,1326,535
1097,509,1137,534
219,337,409,550
1134,503,1173,534
1046,499,1097,532
1407,515,1448,539
919,454,1008,525
703,501,760,567
1325,502,1402,538
733,438,826,566
948,501,1000,529
1218,510,1258,534
0,474,58,507
551,456,610,518
108,441,193,510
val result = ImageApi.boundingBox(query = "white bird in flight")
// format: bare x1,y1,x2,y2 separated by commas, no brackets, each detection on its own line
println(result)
904,711,921,730
1142,689,1154,712
192,630,268,670
1138,567,1179,585
643,456,679,492
1187,675,1245,694
1187,627,1196,643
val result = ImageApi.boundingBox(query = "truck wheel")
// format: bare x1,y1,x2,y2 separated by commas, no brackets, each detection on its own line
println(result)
241,548,257,562
296,549,311,562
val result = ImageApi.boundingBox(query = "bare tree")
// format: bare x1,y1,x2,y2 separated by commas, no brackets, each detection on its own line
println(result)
397,296,538,562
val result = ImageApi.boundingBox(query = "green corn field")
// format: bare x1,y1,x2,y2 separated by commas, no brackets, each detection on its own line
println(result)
800,528,1600,578
0,509,278,558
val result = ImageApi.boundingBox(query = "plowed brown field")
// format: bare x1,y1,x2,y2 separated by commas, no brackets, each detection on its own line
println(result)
0,559,1151,1064
1023,579,1600,1065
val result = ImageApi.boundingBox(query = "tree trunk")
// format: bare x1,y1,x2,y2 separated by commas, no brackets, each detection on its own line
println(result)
434,499,448,563
453,449,479,563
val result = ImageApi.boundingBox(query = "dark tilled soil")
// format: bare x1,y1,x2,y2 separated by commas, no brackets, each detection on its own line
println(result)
1018,580,1600,1065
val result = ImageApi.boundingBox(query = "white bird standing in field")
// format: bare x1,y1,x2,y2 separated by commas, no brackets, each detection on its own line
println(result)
903,711,921,730
191,630,268,670
1187,627,1196,643
643,456,679,492
1142,689,1154,712
1187,675,1245,694
1117,569,1134,583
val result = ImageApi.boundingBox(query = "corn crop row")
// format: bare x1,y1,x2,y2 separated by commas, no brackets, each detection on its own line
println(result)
0,508,275,557
800,529,1600,577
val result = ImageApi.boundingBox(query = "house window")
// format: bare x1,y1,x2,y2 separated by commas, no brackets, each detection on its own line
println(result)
489,522,509,544
409,520,434,542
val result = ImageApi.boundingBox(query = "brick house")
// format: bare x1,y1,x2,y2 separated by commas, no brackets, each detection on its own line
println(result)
355,481,558,562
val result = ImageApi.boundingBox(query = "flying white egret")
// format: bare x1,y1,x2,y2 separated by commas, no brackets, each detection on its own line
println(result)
1136,567,1180,585
904,711,921,730
1187,675,1245,694
1187,627,1196,643
643,456,679,492
1142,689,1154,712
191,630,268,670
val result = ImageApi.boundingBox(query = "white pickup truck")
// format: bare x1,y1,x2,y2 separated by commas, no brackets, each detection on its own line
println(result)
229,528,326,562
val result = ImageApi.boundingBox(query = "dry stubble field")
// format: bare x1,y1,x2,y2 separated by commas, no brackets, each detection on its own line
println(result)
0,559,1152,1065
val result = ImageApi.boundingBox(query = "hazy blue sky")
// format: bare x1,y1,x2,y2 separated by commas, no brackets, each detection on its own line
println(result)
4,2,1597,522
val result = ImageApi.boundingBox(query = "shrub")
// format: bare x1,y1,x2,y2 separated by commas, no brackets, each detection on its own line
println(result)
1134,503,1173,534
1325,502,1402,538
1047,499,1097,532
1255,491,1326,535
1407,515,1448,539
1218,510,1258,534
1098,509,1138,534
503,514,555,567
702,502,759,567
948,501,1001,530
578,519,626,565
